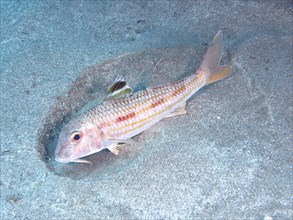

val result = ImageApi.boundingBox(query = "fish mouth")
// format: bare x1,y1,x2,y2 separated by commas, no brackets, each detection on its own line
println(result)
54,140,74,163
54,148,92,164
54,154,71,163
54,147,71,163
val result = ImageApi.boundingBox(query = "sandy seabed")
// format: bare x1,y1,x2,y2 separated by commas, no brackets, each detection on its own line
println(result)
1,1,292,219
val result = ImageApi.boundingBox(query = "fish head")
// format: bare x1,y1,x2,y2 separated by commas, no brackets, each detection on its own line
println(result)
55,119,105,163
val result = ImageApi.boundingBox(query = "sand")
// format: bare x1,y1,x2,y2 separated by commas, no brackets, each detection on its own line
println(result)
1,0,292,219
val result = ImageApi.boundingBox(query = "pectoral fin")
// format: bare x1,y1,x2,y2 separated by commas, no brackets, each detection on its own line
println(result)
166,103,187,118
107,139,136,155
106,76,132,100
108,144,121,155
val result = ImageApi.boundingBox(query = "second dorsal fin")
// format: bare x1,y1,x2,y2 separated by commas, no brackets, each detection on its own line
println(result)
165,103,187,118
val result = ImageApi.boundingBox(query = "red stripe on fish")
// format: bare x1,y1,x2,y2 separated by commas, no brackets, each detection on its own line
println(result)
116,112,136,123
172,85,186,97
151,98,165,108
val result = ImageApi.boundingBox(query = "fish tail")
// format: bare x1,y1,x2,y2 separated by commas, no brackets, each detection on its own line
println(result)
199,31,232,85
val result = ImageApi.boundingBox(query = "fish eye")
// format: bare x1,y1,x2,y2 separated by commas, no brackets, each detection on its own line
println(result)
69,131,83,143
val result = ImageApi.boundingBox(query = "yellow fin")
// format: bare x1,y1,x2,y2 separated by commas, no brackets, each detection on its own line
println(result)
166,103,187,118
206,66,232,85
198,31,232,85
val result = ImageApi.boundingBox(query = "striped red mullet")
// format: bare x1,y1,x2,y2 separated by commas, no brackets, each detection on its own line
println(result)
55,31,232,164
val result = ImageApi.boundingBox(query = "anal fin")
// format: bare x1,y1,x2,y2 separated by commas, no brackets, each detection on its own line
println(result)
166,103,187,118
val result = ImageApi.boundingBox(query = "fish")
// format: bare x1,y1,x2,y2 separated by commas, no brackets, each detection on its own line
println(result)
55,31,232,164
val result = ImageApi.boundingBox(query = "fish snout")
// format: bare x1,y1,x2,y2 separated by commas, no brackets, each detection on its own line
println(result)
54,143,72,163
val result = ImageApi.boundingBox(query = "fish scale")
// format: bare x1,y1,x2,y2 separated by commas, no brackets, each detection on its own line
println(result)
85,72,207,140
55,31,232,163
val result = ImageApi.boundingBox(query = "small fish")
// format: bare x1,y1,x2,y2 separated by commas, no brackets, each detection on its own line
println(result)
55,31,232,164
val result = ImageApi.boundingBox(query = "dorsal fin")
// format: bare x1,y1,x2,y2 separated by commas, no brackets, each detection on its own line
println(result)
106,76,132,100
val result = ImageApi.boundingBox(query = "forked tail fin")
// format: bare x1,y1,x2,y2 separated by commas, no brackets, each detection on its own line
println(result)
199,31,232,85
